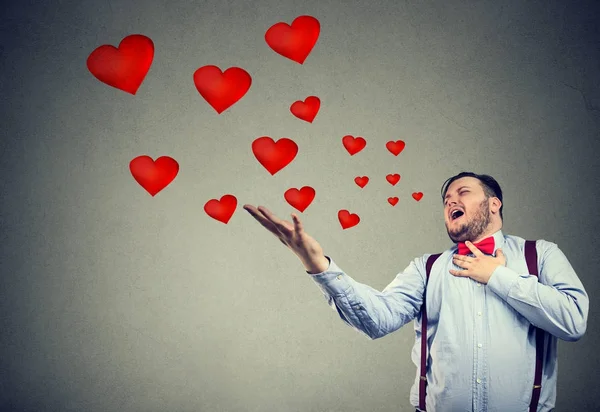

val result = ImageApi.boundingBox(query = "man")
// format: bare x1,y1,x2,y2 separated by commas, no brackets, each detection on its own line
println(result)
243,172,588,412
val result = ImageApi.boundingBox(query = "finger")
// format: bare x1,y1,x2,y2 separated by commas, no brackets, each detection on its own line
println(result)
452,255,467,267
291,213,304,234
257,206,293,236
244,205,287,238
449,269,467,276
466,241,484,256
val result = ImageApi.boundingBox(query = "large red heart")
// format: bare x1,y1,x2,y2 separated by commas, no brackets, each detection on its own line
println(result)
193,65,252,114
265,15,320,64
386,140,406,156
129,155,179,196
252,137,298,175
386,173,401,185
354,176,369,188
284,186,315,212
87,34,154,95
388,197,399,206
342,135,366,155
338,210,360,229
290,96,320,122
412,192,424,201
204,195,237,224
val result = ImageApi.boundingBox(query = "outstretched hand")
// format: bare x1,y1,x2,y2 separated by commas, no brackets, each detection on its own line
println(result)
243,204,328,273
449,241,506,284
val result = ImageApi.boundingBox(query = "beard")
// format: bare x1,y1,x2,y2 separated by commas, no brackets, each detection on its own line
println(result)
446,198,492,243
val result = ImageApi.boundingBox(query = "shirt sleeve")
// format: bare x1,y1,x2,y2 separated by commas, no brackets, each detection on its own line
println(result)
486,240,589,341
306,254,427,340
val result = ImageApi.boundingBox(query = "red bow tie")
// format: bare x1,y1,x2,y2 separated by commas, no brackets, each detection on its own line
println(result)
457,236,495,255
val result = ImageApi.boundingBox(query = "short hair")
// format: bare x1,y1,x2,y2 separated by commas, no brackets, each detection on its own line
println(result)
440,172,503,220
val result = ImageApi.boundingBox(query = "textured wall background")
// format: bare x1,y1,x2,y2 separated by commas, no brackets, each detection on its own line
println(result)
1,0,599,411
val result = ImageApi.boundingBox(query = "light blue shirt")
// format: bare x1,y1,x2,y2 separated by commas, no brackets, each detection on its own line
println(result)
308,230,588,412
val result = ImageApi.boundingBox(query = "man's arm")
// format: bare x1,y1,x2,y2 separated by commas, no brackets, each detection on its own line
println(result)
486,240,589,341
308,255,428,340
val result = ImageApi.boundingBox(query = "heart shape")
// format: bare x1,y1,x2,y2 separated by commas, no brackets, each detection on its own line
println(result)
265,15,320,64
129,155,179,196
412,192,424,201
342,135,366,156
388,197,399,206
87,34,154,95
338,210,360,229
252,136,298,175
284,186,315,212
386,173,401,185
354,176,369,188
204,194,237,224
193,65,252,114
290,96,320,122
386,140,406,156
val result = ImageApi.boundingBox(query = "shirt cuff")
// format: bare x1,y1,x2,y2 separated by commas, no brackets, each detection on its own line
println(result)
306,256,352,295
486,265,520,301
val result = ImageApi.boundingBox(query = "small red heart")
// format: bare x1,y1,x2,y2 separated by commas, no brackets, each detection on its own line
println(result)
354,176,369,188
342,135,366,155
412,192,424,201
284,186,315,212
338,210,360,229
129,155,179,196
386,173,401,185
87,34,154,95
204,195,237,224
290,96,320,122
252,136,298,175
388,197,399,206
386,140,406,156
193,65,252,114
265,15,320,64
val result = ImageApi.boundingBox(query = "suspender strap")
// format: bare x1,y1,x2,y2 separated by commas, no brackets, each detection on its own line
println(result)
418,253,441,411
525,240,543,412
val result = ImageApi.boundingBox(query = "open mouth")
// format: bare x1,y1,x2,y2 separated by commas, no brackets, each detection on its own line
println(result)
450,210,465,222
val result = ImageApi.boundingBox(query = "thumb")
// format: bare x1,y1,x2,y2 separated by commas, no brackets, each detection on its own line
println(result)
496,248,503,256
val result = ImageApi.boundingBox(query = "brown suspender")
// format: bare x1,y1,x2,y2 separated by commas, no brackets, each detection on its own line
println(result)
418,240,543,411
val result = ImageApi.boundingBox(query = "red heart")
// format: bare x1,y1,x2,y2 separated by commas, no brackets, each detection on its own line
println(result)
338,210,360,229
412,192,424,201
388,197,399,206
265,15,320,64
284,186,315,212
193,65,252,114
290,96,320,122
204,195,237,224
354,176,369,188
342,135,366,156
252,136,298,175
87,34,154,95
386,140,406,156
386,173,401,185
129,155,179,196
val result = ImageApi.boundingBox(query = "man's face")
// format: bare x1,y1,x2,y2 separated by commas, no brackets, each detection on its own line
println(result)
443,177,492,243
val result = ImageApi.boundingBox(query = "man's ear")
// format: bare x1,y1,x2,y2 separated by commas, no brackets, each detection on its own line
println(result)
490,197,502,214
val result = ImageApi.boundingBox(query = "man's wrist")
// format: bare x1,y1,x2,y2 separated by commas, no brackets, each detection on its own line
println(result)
305,255,330,274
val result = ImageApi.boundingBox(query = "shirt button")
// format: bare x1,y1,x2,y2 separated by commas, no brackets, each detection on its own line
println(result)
477,343,482,348
476,378,482,384
477,311,482,316
337,275,342,280
476,283,481,287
